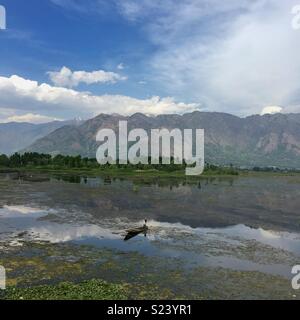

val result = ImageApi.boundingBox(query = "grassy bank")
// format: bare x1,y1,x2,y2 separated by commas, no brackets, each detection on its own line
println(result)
1,166,300,182
0,165,241,182
0,152,241,178
2,152,300,179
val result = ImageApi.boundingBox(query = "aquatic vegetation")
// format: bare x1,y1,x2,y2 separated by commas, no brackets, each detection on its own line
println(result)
2,279,128,300
0,241,298,300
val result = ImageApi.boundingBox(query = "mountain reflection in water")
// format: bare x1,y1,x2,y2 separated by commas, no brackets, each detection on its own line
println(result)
1,172,300,280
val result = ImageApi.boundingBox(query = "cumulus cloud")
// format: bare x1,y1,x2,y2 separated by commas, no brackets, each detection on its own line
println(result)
0,74,199,121
261,106,283,116
48,66,127,88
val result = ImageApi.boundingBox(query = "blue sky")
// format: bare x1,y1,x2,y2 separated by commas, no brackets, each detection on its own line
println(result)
0,0,300,122
0,0,155,96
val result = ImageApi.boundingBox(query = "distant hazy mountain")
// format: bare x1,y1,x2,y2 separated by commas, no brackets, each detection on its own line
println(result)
23,112,300,168
0,120,82,155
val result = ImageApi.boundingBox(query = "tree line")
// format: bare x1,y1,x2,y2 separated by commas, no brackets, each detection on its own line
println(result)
0,153,98,168
0,152,239,174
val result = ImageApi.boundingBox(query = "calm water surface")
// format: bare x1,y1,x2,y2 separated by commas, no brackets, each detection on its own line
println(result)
1,172,300,295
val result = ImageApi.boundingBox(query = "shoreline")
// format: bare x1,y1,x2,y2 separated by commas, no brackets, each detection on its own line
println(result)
1,166,299,179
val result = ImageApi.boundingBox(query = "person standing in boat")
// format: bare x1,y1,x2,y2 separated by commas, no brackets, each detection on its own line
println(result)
143,219,148,237
143,219,148,229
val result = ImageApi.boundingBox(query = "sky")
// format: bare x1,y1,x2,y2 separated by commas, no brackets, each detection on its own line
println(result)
0,0,300,123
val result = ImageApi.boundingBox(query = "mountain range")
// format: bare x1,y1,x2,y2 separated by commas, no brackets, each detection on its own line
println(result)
0,119,82,155
18,111,300,169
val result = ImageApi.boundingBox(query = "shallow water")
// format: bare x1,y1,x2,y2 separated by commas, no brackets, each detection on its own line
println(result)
0,172,300,298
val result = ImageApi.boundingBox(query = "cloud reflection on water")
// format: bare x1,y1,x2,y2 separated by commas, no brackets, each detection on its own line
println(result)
0,205,299,256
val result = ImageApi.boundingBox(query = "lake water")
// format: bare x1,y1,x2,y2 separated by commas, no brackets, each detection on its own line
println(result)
0,171,300,299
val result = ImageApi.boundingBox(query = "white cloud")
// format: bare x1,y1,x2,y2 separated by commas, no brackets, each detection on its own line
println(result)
47,1,300,115
7,1,300,117
3,113,61,124
261,106,283,116
117,63,125,70
115,0,300,115
48,66,127,88
0,74,199,121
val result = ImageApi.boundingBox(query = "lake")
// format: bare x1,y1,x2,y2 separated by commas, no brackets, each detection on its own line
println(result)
0,171,300,299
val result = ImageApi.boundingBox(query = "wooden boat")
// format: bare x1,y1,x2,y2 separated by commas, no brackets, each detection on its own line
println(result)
126,225,148,234
124,220,148,241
